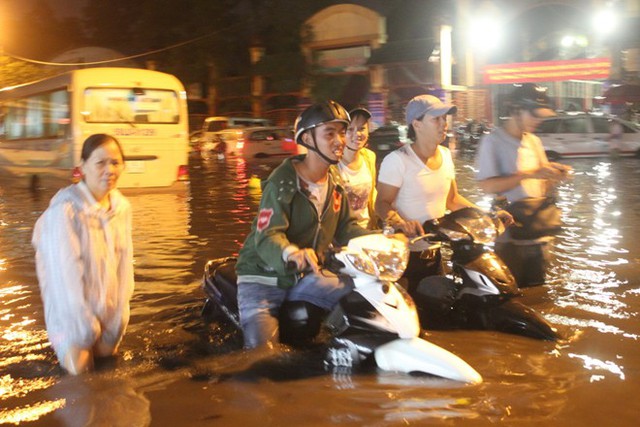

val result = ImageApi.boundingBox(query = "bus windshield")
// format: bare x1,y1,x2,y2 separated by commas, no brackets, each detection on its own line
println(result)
83,87,180,124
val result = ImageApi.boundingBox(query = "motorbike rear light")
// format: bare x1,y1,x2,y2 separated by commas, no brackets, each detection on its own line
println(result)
177,165,189,181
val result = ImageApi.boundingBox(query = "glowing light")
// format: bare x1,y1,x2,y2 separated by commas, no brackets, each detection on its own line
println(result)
568,353,625,380
0,374,58,399
468,16,501,51
593,8,617,35
561,35,575,48
0,399,66,424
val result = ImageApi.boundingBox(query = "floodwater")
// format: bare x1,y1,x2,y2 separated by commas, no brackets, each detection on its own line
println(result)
1,151,639,426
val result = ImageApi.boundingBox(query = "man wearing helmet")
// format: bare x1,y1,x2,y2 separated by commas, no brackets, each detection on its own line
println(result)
475,83,572,287
235,100,372,348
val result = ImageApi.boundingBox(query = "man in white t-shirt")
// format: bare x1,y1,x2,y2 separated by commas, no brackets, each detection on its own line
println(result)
376,94,512,292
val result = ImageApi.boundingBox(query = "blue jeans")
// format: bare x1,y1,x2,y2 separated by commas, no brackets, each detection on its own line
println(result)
237,271,354,348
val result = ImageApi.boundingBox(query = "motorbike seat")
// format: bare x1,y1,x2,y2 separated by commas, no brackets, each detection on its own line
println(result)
213,258,239,310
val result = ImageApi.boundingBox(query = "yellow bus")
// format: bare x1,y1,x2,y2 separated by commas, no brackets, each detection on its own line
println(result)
0,67,190,190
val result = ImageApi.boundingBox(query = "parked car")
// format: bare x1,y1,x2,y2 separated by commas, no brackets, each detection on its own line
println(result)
535,113,640,159
368,123,409,163
203,126,298,158
201,116,271,146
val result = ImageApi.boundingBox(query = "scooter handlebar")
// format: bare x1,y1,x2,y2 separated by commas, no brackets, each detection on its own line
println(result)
409,233,441,246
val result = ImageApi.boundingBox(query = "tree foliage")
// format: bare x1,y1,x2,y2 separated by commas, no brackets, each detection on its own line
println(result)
0,56,53,88
2,0,391,109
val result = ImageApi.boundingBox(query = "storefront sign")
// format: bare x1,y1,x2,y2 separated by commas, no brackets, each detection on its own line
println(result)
483,58,611,84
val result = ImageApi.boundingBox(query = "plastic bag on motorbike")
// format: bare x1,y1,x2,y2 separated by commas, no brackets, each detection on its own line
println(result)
505,197,562,240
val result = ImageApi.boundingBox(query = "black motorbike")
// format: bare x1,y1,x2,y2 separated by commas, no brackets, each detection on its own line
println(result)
411,207,561,341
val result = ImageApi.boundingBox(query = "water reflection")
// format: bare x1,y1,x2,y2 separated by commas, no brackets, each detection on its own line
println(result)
1,157,640,426
43,375,151,427
568,353,626,381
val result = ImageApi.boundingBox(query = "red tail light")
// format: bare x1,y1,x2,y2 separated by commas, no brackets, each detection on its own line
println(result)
71,166,83,183
177,165,189,181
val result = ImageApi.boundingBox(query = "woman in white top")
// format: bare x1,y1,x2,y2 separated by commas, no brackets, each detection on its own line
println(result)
376,95,511,292
32,134,134,375
337,108,378,229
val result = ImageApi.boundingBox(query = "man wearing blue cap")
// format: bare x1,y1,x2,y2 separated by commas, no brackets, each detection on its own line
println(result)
376,94,511,292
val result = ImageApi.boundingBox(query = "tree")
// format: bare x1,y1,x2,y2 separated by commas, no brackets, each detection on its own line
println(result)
0,0,86,86
0,55,52,88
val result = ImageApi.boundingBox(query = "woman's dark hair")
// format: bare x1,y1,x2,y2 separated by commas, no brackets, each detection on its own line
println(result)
81,134,125,161
349,107,372,123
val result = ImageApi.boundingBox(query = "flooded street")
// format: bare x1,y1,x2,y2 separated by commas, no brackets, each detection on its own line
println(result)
1,152,640,426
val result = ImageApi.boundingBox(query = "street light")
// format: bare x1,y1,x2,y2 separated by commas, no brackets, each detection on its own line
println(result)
593,7,618,36
463,5,502,88
468,16,501,51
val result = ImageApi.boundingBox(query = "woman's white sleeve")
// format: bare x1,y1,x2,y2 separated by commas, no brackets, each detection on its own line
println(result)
33,204,101,351
114,205,135,328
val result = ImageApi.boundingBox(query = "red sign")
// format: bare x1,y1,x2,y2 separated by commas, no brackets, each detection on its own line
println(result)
332,190,342,213
483,58,611,84
256,208,274,232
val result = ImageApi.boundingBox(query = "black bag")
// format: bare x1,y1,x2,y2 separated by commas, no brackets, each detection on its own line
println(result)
505,197,562,240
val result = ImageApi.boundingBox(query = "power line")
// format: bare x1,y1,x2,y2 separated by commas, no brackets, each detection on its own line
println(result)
1,23,243,67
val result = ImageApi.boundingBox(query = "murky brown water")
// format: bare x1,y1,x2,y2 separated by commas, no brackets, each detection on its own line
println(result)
1,152,639,426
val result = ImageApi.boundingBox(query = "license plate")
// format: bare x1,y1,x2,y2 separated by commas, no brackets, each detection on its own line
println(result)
378,143,390,150
127,160,145,173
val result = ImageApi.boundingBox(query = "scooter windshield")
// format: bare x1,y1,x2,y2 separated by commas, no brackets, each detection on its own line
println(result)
456,215,498,245
346,234,409,281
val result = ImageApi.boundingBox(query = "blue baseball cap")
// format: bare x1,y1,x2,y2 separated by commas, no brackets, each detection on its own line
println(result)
406,95,457,126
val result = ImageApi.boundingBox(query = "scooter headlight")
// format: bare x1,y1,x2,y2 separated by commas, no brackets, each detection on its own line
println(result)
343,234,410,281
345,253,377,277
363,245,409,281
440,228,470,241
455,216,497,245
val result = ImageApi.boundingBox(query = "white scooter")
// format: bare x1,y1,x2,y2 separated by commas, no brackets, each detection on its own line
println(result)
202,234,482,384
322,233,482,384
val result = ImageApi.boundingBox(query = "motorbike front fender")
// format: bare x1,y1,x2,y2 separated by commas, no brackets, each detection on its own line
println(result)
487,300,561,341
374,337,482,384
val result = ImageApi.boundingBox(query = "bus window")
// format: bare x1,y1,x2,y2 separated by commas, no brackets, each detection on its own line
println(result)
83,88,179,124
1,90,70,140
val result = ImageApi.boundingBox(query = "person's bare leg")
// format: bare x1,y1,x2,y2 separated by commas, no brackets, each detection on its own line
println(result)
93,336,119,358
61,346,93,375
